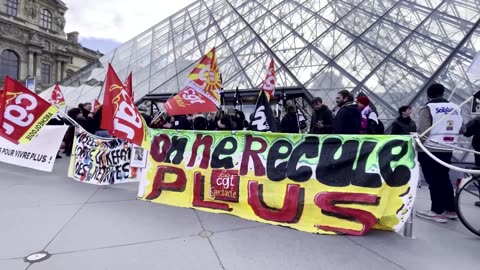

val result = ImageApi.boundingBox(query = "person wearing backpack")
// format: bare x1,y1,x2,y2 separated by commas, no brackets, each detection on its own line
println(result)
356,96,383,134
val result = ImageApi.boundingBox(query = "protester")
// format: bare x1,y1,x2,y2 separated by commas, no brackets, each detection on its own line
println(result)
80,102,93,119
391,105,417,135
416,83,465,222
234,110,249,130
356,96,382,134
138,105,152,126
193,114,208,130
280,106,300,133
172,115,192,130
217,110,234,130
332,90,361,134
64,108,89,156
309,97,333,134
463,116,480,207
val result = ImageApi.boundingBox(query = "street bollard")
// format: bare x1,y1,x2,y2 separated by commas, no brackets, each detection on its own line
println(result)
403,209,415,239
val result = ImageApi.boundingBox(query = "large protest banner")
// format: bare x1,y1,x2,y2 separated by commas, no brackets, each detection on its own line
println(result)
0,125,67,172
68,132,138,185
139,130,419,236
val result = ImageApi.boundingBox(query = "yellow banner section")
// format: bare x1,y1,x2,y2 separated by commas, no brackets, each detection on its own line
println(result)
139,130,419,236
19,106,58,144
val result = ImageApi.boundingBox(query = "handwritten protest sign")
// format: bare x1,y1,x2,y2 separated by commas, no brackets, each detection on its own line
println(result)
0,125,67,172
68,131,138,185
139,130,419,236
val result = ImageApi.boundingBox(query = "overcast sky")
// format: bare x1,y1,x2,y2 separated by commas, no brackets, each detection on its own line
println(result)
62,0,196,53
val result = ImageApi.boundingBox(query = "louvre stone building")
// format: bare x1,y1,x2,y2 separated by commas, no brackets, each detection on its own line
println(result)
0,0,102,92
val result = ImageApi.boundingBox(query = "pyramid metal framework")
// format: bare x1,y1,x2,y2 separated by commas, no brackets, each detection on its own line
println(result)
53,0,480,125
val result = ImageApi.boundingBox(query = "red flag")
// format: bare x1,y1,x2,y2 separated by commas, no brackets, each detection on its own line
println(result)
50,84,66,106
100,64,150,149
0,77,58,144
164,48,222,116
124,72,133,100
261,58,276,101
93,99,101,112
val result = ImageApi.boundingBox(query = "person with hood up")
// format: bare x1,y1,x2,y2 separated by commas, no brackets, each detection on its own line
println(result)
280,106,300,134
391,105,417,135
356,95,381,134
309,97,333,134
332,90,361,134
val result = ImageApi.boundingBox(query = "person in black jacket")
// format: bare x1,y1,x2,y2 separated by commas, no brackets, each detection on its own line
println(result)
463,116,480,207
172,115,192,130
391,105,417,135
309,97,333,134
281,106,300,133
332,90,361,134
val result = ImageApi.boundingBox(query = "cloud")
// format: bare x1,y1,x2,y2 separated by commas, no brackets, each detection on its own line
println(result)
63,0,196,43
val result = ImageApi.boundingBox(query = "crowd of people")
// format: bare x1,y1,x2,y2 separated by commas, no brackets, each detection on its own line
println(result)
48,85,480,218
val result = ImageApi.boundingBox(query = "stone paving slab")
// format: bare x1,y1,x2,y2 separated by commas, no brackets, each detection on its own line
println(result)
1,158,479,270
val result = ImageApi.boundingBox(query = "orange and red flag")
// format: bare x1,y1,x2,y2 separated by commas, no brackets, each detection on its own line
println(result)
261,58,276,101
164,48,222,115
100,64,149,149
0,76,58,144
50,84,66,106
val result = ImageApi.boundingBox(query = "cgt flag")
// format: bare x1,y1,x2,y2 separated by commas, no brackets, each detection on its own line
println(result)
0,76,57,144
50,84,66,107
100,64,150,149
250,90,278,132
261,58,276,101
164,48,222,115
124,72,133,100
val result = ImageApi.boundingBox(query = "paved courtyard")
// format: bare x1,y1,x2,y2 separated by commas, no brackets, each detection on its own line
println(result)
0,157,478,270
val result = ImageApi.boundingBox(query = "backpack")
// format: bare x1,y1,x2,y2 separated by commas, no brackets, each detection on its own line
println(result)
367,112,385,134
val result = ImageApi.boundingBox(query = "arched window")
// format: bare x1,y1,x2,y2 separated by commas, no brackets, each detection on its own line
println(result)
5,0,18,17
40,9,53,30
0,50,20,79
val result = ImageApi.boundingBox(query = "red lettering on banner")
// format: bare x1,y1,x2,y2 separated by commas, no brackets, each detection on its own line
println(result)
145,166,187,200
193,172,232,211
240,135,267,176
187,134,213,169
247,181,304,223
314,192,379,236
151,134,172,163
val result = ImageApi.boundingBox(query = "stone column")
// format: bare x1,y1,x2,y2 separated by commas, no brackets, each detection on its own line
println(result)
27,52,34,77
34,53,42,79
56,61,62,82
61,62,65,81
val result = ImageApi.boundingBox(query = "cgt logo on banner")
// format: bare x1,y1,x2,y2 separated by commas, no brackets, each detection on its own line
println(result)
139,130,419,236
68,132,139,185
0,125,67,172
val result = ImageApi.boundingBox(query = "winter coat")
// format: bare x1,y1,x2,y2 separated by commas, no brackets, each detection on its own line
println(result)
464,116,480,167
309,105,333,134
333,102,362,134
281,112,300,134
391,116,417,135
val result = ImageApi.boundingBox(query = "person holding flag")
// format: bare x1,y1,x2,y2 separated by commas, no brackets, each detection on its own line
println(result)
250,59,278,132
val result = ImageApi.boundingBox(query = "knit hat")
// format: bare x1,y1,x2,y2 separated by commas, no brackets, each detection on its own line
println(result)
356,96,370,107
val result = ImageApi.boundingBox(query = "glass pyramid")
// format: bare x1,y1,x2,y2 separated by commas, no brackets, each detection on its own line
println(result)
44,0,480,127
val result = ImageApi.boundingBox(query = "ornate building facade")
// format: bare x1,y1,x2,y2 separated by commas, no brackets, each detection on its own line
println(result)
0,0,102,91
